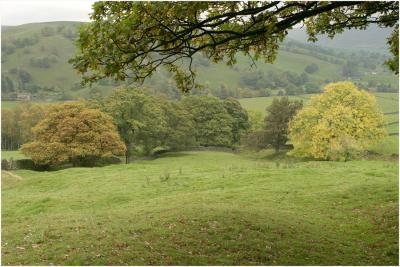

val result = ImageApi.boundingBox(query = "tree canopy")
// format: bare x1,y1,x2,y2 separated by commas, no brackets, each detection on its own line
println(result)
181,96,234,147
70,1,399,91
90,88,167,163
1,102,46,150
21,102,126,167
288,82,386,161
264,97,303,152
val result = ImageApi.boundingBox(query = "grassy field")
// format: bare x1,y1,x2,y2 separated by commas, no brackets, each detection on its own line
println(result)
1,150,29,160
1,101,58,110
2,151,398,265
1,101,20,109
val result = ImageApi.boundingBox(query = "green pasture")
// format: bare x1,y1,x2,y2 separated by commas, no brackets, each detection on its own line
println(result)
2,151,398,265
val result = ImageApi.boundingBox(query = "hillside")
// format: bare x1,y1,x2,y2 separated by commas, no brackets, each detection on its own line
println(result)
287,24,393,53
2,22,398,101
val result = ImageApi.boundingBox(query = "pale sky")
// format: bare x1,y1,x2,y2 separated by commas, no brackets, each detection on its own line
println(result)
0,0,97,26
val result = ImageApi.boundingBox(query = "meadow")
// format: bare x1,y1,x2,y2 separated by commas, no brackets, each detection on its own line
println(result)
2,151,398,265
1,101,20,109
2,6,399,267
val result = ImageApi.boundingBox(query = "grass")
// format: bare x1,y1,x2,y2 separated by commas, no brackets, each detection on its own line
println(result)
2,151,398,265
1,150,28,160
1,101,58,110
1,101,20,109
369,135,399,156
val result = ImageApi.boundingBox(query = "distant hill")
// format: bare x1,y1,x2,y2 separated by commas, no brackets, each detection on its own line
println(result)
287,24,392,52
1,22,398,101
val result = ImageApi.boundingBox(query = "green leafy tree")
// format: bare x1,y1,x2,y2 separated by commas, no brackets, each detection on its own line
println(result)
385,28,399,74
21,102,125,167
264,97,303,152
17,69,31,86
223,97,250,144
181,96,233,147
70,1,398,91
92,88,167,163
285,84,303,96
1,73,14,93
304,63,319,74
289,82,386,161
159,100,197,150
247,110,264,132
1,103,46,150
304,82,321,94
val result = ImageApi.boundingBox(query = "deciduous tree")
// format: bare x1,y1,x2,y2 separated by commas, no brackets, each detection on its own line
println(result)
181,96,234,147
223,97,250,144
288,82,386,161
70,1,398,91
264,97,303,152
1,103,46,150
159,100,197,150
92,88,167,162
21,102,125,167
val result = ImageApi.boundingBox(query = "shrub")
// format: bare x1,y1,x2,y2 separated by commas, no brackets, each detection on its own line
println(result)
1,159,10,170
304,63,319,74
264,97,303,152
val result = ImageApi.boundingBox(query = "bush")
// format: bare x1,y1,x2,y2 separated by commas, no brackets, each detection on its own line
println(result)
14,159,39,170
1,159,49,171
304,63,319,74
72,156,122,167
304,82,321,94
1,159,10,170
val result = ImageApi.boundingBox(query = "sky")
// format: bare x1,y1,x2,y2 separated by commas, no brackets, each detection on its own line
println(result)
1,0,97,26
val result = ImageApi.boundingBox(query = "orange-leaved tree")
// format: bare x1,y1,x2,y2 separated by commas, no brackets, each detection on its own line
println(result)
21,102,126,167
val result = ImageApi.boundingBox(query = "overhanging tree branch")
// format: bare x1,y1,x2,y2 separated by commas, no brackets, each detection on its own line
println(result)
70,1,399,92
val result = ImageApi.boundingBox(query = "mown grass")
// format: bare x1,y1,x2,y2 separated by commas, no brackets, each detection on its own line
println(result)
2,151,398,265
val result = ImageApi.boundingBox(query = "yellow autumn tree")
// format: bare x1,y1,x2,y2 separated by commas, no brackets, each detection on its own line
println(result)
21,102,126,167
288,82,386,161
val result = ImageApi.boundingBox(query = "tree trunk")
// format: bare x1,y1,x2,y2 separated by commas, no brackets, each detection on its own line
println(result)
125,142,132,164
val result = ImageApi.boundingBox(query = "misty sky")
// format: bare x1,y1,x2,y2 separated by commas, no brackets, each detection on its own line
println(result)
1,0,97,26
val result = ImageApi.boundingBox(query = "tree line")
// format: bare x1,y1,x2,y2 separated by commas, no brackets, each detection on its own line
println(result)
4,90,251,167
3,82,387,167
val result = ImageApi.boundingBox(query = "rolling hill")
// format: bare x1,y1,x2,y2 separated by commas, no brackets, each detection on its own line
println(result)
1,21,398,101
287,24,393,53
